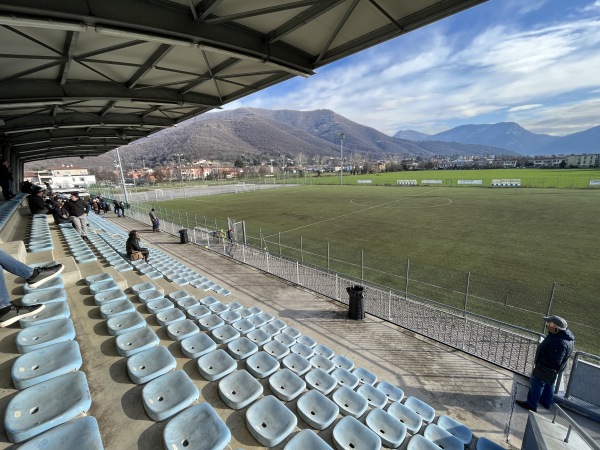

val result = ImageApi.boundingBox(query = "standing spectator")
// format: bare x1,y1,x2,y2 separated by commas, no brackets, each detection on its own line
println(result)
65,192,88,239
227,227,234,243
27,185,48,215
0,159,14,200
113,200,121,217
149,208,160,232
43,182,53,196
92,199,100,215
516,315,575,412
119,201,125,217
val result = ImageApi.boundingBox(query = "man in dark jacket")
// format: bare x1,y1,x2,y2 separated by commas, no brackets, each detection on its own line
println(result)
65,192,88,238
27,185,48,215
516,315,575,412
0,158,14,200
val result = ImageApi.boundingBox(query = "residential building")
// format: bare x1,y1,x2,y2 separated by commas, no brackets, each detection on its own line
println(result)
25,168,96,189
565,154,599,168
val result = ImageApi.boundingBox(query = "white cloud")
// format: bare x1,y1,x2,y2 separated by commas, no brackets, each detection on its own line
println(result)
507,104,543,112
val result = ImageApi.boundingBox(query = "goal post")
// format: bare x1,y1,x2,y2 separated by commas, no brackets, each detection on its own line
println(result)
227,218,247,245
235,183,256,193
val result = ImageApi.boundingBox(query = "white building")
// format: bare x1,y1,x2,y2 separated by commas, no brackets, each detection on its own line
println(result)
25,168,96,189
565,154,599,168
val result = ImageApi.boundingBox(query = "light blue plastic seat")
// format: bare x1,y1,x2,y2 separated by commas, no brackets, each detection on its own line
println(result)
178,334,215,360
176,297,199,310
248,305,262,315
353,367,377,386
405,396,436,423
331,368,360,389
476,436,505,450
437,415,473,446
247,314,266,328
4,371,92,443
116,326,160,357
296,389,339,430
209,302,229,315
100,299,135,319
332,355,355,371
258,312,274,323
357,383,388,409
332,416,381,450
11,341,82,389
280,326,301,339
127,345,177,384
17,416,103,450
167,319,200,341
263,339,291,360
18,302,70,328
232,318,255,335
138,289,164,304
274,333,296,347
246,328,272,347
23,276,64,293
107,311,146,336
219,369,263,409
290,342,315,359
163,403,231,450
260,322,281,337
16,318,75,354
85,273,112,286
237,307,254,318
199,295,219,306
198,314,225,331
246,396,297,447
387,401,423,434
377,381,405,403
246,351,280,378
268,368,306,401
94,288,127,306
146,297,175,314
310,354,336,373
142,370,200,421
332,386,369,418
305,368,337,395
423,423,464,450
227,337,258,360
297,335,317,348
219,309,241,324
21,288,67,306
156,308,186,327
282,353,311,376
271,319,287,331
366,408,407,448
89,279,119,295
313,344,335,359
211,324,241,344
132,282,158,296
284,429,333,450
197,349,237,381
186,304,211,320
168,290,193,302
226,301,243,311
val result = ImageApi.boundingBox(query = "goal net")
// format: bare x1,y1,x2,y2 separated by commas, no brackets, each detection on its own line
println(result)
235,183,256,193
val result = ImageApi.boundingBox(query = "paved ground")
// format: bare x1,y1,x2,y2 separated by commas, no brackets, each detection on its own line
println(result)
1,210,598,449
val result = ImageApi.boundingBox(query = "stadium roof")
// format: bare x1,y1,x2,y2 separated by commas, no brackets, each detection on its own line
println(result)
0,0,486,163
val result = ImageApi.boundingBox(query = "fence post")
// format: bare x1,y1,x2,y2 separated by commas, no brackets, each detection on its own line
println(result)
405,259,410,298
336,274,339,300
296,261,300,285
543,282,557,333
361,249,364,280
388,290,392,320
242,244,246,263
464,272,471,317
301,236,303,263
327,242,330,270
266,252,270,273
279,232,281,256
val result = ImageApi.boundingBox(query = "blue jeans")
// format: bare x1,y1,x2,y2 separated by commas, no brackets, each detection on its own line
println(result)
0,250,34,308
526,374,555,410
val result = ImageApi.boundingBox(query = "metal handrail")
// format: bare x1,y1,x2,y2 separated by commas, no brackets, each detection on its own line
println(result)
551,404,600,450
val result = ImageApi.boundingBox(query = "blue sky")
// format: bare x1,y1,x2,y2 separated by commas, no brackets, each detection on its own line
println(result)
226,0,600,137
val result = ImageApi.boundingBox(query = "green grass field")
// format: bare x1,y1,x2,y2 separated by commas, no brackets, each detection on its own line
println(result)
136,171,600,353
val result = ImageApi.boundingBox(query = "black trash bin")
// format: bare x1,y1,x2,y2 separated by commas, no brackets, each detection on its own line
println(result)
346,285,364,320
178,229,189,244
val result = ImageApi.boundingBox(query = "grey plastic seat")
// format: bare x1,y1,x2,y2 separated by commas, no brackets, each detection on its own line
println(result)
94,288,127,306
219,369,263,409
17,416,103,450
211,324,241,344
313,344,335,359
274,333,296,347
142,370,200,421
248,305,262,315
268,368,306,401
186,304,212,320
226,301,243,311
21,288,67,306
366,408,407,448
146,297,175,314
18,302,70,328
332,416,381,450
297,335,317,348
357,383,388,409
198,314,225,331
405,396,436,423
163,403,231,450
167,319,200,341
219,309,241,324
107,311,146,336
246,328,272,347
260,322,281,337
156,308,186,327
377,381,405,403
100,299,135,319
180,333,217,359
11,340,82,389
263,339,291,360
476,437,505,450
248,314,266,328
258,312,274,323
437,415,473,446
332,385,368,418
197,349,237,381
16,318,76,354
353,367,377,385
116,326,160,357
310,354,336,373
282,353,311,376
227,337,258,360
246,351,280,378
127,345,177,384
246,395,298,447
387,401,422,434
332,354,355,371
290,342,314,359
281,326,301,339
138,289,164,304
304,368,337,396
271,319,287,330
296,389,339,430
331,368,360,389
4,371,92,443
423,423,464,450
237,307,254,318
284,429,333,450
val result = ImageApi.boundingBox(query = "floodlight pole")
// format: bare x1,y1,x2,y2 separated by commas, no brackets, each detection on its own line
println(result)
174,154,184,189
338,132,345,186
115,147,130,205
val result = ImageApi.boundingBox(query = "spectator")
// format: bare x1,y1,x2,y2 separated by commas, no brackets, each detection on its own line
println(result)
126,230,149,262
27,185,48,215
49,198,71,225
149,208,160,232
43,181,53,196
0,158,14,200
65,192,88,239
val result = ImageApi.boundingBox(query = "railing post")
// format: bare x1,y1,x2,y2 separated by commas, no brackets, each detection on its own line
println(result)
405,259,410,298
464,272,471,317
266,252,270,273
279,232,281,256
388,290,392,320
242,244,246,263
327,242,330,270
301,236,303,263
296,261,300,285
543,282,557,333
361,249,364,280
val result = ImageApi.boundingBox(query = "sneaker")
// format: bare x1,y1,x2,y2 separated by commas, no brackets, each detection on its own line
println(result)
26,264,64,288
515,399,537,412
0,303,45,327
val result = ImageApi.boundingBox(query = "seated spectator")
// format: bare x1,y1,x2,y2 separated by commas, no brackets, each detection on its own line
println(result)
126,230,149,262
49,199,71,225
27,185,48,215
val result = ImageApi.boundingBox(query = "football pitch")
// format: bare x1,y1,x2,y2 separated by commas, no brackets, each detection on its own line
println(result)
147,184,600,353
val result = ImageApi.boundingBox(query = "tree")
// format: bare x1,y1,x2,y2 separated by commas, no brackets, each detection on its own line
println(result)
234,158,245,168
